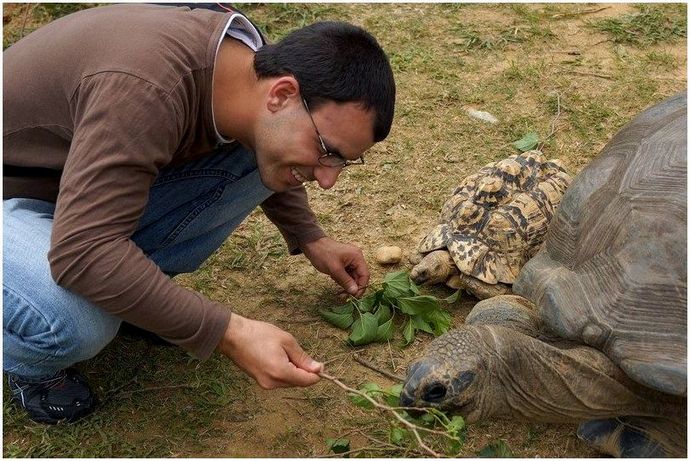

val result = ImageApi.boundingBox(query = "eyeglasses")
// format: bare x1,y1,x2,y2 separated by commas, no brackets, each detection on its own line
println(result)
301,97,365,168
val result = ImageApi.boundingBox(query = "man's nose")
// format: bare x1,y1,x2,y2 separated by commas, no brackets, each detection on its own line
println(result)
313,165,342,190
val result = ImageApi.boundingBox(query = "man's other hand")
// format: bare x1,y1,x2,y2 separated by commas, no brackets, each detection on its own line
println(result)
217,314,323,389
301,237,370,298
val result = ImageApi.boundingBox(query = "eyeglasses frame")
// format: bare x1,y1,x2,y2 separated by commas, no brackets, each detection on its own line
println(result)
301,97,365,168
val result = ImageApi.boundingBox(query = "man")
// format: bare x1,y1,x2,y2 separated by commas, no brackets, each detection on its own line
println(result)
3,4,395,424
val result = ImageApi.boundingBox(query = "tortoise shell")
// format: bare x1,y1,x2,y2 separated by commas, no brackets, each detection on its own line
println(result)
418,151,571,284
514,93,687,396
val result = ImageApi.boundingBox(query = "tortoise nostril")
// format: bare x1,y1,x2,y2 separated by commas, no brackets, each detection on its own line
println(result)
423,382,447,402
399,391,414,407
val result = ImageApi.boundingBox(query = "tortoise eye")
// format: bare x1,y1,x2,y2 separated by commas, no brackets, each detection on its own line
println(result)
423,382,447,402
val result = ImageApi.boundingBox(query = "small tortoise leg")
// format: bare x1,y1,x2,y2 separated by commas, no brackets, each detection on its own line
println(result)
446,273,512,300
577,417,674,458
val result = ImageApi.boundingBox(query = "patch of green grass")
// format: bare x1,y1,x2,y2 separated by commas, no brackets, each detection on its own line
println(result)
501,60,544,85
588,4,687,46
569,99,618,139
452,25,525,51
643,50,679,70
234,3,346,40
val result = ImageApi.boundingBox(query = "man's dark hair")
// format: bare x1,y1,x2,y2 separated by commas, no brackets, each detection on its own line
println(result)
254,21,396,142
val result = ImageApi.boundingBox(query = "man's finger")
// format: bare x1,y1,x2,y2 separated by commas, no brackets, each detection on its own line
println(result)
284,339,323,374
330,265,360,295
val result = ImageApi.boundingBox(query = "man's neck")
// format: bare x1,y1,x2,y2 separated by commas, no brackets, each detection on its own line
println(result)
212,38,262,150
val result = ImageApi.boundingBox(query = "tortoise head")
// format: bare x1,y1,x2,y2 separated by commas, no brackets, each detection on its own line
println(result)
409,250,458,285
400,328,486,421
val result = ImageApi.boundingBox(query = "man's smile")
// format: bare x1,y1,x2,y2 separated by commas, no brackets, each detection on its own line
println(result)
290,167,309,184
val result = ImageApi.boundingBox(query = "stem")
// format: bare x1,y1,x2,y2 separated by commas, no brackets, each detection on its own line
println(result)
353,354,405,382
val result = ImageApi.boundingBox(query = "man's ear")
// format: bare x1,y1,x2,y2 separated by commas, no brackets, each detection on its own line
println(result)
266,76,300,113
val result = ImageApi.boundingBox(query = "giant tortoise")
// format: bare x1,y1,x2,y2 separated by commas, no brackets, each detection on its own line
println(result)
401,93,687,457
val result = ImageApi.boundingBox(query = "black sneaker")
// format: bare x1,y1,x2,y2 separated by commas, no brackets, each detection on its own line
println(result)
7,368,96,424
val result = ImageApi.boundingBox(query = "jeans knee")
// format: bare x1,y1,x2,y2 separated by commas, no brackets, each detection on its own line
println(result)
4,286,120,372
65,318,120,363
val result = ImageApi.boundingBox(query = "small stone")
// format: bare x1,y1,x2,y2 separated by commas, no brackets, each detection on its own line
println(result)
375,246,403,265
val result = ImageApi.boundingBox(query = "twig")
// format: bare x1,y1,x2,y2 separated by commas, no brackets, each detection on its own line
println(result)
548,49,581,55
565,69,614,80
18,4,34,39
319,372,447,458
387,342,398,374
550,6,610,19
540,92,562,149
353,354,405,382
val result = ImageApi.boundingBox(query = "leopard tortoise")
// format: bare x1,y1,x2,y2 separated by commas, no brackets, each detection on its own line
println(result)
401,93,687,457
409,150,572,299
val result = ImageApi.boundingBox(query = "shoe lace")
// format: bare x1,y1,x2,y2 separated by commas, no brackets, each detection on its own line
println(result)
9,371,67,407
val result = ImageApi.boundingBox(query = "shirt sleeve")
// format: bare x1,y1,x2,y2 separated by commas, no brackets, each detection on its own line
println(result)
260,186,325,255
47,72,230,360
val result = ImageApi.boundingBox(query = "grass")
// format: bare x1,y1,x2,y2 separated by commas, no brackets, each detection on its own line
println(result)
3,2,686,458
588,3,687,46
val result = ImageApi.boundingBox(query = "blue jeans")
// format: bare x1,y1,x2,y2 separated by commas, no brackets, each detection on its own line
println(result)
3,144,273,380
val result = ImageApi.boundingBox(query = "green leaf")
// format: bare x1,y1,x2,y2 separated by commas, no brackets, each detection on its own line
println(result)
446,438,463,456
319,305,355,330
326,438,351,455
416,412,436,425
402,318,415,345
383,271,413,298
330,301,357,314
389,427,408,446
349,394,374,410
376,317,394,342
422,309,453,336
383,270,410,284
360,382,382,394
444,289,461,304
412,315,434,334
374,303,392,324
479,439,513,458
512,132,539,152
447,415,465,433
398,296,442,316
387,383,403,397
357,291,380,312
348,312,379,346
348,382,381,408
383,383,403,406
409,279,421,295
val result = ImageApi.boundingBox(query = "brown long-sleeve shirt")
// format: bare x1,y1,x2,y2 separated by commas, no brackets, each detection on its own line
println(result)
3,4,325,359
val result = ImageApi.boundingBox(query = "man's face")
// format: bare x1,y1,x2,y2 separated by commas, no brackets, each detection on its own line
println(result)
254,99,376,192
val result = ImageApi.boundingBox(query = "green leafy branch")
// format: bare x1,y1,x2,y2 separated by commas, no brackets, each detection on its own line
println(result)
319,271,459,346
320,373,464,458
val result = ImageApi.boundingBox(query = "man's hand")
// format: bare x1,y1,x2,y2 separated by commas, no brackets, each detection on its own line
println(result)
301,237,370,298
217,314,323,389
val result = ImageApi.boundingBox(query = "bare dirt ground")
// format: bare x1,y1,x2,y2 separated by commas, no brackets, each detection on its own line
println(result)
3,3,687,458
